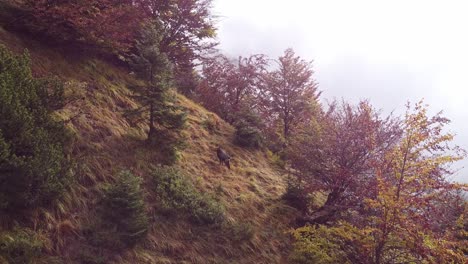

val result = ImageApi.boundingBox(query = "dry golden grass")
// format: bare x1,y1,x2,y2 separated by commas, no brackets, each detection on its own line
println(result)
0,26,298,263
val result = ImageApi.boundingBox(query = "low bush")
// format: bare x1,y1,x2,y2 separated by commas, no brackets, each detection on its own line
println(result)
201,116,218,133
289,223,372,264
152,166,225,225
0,227,44,264
266,149,286,169
99,171,149,248
225,222,255,243
189,195,225,225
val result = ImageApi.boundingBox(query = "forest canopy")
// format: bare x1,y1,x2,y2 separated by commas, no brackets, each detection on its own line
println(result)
0,1,466,263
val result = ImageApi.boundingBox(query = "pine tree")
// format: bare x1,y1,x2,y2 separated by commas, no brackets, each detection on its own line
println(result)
0,45,70,211
130,24,186,142
101,171,149,246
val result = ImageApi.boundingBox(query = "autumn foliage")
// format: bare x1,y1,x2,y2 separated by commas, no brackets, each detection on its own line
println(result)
260,48,320,141
21,0,216,68
197,49,320,152
1,1,466,262
23,0,143,52
289,100,401,223
289,101,467,263
197,53,268,122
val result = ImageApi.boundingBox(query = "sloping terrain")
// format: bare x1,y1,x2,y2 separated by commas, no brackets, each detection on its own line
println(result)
0,26,297,263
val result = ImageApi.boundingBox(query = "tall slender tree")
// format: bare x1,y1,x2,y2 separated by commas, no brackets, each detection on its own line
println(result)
260,48,320,142
130,24,186,141
367,101,466,263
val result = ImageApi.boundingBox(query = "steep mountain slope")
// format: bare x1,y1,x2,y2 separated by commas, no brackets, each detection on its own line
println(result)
0,26,297,263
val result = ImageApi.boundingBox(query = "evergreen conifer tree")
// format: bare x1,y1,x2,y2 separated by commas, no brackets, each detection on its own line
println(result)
0,45,70,210
130,24,186,142
101,171,148,246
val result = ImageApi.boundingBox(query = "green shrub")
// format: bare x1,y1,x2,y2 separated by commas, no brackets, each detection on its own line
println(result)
225,222,255,243
152,166,225,225
234,123,263,148
289,223,372,264
189,195,225,225
99,171,149,247
0,227,43,264
233,110,264,149
152,131,184,165
0,45,71,211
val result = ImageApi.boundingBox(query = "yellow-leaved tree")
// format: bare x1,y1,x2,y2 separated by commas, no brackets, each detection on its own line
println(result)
368,101,466,263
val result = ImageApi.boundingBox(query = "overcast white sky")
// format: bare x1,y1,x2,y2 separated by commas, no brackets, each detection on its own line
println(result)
213,0,468,183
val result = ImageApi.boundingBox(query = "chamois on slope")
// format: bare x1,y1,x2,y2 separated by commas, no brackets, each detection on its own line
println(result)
216,147,231,169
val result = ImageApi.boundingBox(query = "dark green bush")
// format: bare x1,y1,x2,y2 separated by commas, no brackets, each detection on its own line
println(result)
233,110,264,149
152,166,225,225
0,227,43,264
234,123,263,148
189,195,225,225
99,171,149,247
0,45,70,211
151,130,185,165
225,222,255,243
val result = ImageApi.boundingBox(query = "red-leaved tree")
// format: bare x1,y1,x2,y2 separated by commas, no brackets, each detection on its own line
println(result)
289,100,401,224
197,53,268,122
24,0,144,53
259,48,320,144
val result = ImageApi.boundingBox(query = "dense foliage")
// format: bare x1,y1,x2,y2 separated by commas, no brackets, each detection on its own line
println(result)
233,110,264,149
129,24,186,143
290,222,372,264
198,54,268,122
2,2,467,262
259,48,320,142
136,0,217,94
197,49,320,151
152,166,225,225
0,45,70,211
99,171,149,247
289,100,401,224
289,101,467,263
23,0,143,53
21,0,216,93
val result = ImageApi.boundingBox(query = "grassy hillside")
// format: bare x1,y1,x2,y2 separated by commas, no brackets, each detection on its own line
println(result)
0,25,297,263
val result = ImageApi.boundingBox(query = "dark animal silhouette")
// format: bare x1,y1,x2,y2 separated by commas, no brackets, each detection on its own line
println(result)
216,147,231,169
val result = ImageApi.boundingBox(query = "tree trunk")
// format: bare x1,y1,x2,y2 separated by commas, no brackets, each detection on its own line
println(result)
295,190,341,226
148,102,156,141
